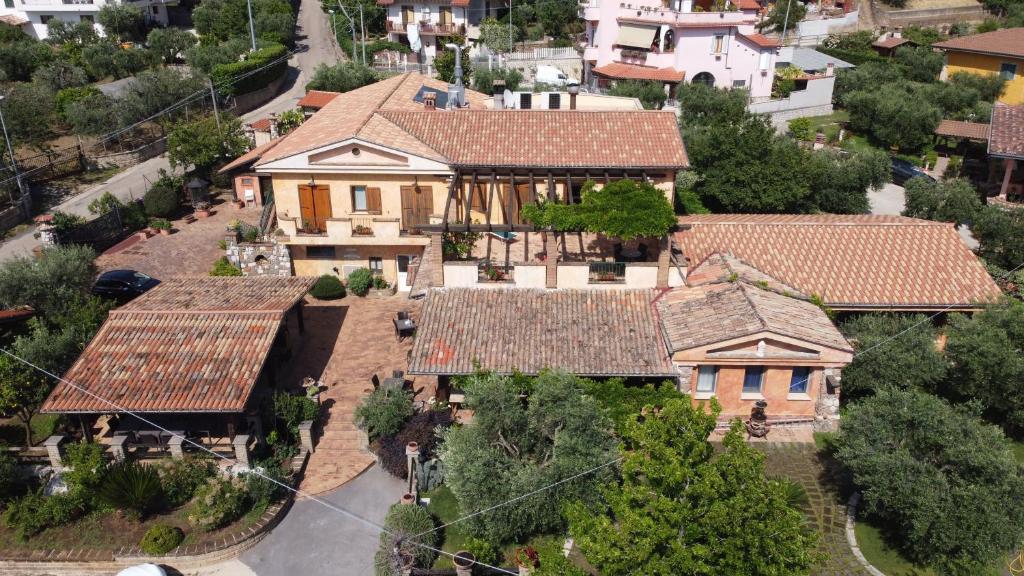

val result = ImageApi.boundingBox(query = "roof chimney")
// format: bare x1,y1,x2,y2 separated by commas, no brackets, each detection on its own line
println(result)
444,43,466,109
269,113,279,139
423,91,437,110
825,62,834,77
893,27,902,39
492,79,505,109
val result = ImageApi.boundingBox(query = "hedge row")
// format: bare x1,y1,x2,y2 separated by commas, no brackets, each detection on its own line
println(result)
211,42,289,97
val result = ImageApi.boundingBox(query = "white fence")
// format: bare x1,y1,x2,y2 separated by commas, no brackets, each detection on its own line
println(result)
505,47,579,61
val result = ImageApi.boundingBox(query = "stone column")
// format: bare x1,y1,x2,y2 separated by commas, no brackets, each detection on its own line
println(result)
232,434,252,468
1000,159,1017,200
168,435,185,460
298,420,315,453
110,435,129,461
656,236,671,288
43,435,66,469
676,364,693,394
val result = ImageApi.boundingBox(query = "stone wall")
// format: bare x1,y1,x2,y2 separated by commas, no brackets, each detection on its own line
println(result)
0,205,25,236
814,367,842,432
225,234,293,276
229,72,289,116
88,138,167,169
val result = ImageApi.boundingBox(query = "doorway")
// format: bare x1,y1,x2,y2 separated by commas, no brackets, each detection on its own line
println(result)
397,255,414,291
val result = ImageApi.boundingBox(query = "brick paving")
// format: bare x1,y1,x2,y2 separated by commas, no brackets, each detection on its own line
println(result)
293,295,428,496
95,199,260,277
758,443,869,576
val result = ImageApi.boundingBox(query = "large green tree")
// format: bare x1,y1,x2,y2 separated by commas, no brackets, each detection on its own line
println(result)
902,177,982,226
436,371,617,544
805,148,889,214
97,3,145,42
836,388,1024,573
843,83,942,151
0,355,52,448
478,17,515,54
972,205,1024,270
607,80,667,110
167,114,250,177
0,82,56,146
522,179,675,240
146,27,197,64
567,399,820,576
944,300,1024,436
304,61,378,92
838,313,947,398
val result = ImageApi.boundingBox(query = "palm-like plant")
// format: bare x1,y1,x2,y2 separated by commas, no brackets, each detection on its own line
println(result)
98,460,165,519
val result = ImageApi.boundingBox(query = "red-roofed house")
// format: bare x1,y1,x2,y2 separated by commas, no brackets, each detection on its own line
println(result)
582,0,779,99
378,0,473,65
987,103,1024,206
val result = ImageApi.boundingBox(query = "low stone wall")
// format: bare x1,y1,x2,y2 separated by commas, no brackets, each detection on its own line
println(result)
88,138,167,169
0,204,25,235
845,493,887,576
230,72,289,116
225,234,293,276
875,3,987,25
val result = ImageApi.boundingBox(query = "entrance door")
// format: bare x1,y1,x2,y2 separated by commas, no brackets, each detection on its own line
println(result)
298,184,331,232
400,185,433,233
397,255,413,291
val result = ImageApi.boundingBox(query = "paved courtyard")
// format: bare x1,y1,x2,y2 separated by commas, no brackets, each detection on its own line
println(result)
294,295,427,496
95,199,260,277
758,443,869,576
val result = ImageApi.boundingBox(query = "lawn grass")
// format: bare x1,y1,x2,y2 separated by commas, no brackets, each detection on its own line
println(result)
424,485,470,569
855,519,1003,576
839,134,883,155
1011,439,1024,464
803,110,850,133
0,414,62,447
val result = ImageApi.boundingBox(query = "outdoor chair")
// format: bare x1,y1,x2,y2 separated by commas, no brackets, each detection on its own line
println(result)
371,374,381,390
392,369,404,379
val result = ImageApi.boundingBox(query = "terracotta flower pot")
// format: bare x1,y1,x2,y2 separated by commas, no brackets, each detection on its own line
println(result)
195,209,210,219
159,228,171,236
400,492,416,505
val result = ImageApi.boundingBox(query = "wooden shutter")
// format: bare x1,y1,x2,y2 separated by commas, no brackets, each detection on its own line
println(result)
513,183,531,224
416,185,433,225
471,182,487,212
366,187,382,214
400,185,415,230
312,185,332,230
298,185,315,230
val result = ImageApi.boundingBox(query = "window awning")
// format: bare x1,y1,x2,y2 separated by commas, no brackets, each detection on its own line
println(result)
616,24,658,49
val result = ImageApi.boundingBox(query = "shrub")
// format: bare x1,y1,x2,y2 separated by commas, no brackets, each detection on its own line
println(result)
0,450,18,501
273,391,319,438
98,460,165,519
143,181,180,218
377,410,454,479
211,42,288,97
310,274,345,299
347,268,374,296
372,275,389,290
51,211,85,235
462,536,497,567
210,256,243,276
139,524,184,555
788,117,814,141
354,388,414,441
3,489,87,540
188,477,248,531
244,459,287,506
149,218,171,231
160,456,215,508
62,442,105,497
374,502,439,573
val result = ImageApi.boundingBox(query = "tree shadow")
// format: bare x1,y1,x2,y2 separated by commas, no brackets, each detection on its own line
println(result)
283,304,348,392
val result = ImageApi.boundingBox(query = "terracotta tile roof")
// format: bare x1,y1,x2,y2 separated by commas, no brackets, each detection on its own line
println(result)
657,280,851,353
872,36,914,49
936,119,990,141
674,215,1001,309
592,62,686,82
249,118,272,132
255,73,487,166
380,109,689,168
297,90,341,109
0,14,29,26
737,32,780,48
408,288,676,377
219,137,283,173
42,277,315,414
989,104,1024,159
934,28,1024,59
733,0,761,10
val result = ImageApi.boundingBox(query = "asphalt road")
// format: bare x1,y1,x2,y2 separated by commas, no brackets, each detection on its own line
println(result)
0,0,341,262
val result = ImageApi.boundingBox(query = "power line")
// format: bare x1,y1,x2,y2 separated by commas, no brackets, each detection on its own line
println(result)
0,347,517,576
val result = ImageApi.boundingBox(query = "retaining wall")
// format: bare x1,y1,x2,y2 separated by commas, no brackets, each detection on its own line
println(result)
88,138,167,169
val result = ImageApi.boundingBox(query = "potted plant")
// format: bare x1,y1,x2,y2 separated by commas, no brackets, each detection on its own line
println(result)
514,546,539,575
453,550,476,576
151,218,172,235
193,200,211,218
367,275,394,299
353,224,373,236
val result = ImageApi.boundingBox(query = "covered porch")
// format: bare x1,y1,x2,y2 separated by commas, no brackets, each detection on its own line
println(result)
987,104,1024,207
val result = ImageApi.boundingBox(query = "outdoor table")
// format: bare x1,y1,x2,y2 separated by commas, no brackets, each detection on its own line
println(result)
382,377,405,391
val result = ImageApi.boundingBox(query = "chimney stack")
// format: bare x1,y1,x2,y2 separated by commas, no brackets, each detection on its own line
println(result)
893,27,902,39
492,79,505,109
567,82,580,110
423,91,437,111
825,62,834,77
269,113,279,139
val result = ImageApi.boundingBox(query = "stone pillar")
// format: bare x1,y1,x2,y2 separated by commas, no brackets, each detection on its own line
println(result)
232,434,252,468
429,233,444,287
168,435,185,459
676,364,693,394
406,442,420,495
110,435,129,461
298,420,315,453
43,435,66,469
1000,159,1017,199
545,255,558,288
656,236,671,288
814,368,842,432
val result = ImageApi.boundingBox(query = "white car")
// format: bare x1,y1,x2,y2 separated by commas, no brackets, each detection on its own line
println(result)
117,564,167,576
535,65,577,87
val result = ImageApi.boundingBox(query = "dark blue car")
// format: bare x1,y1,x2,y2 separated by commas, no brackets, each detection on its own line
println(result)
92,270,160,300
891,158,935,186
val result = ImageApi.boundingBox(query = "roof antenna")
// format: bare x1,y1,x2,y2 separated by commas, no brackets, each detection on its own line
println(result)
444,43,465,109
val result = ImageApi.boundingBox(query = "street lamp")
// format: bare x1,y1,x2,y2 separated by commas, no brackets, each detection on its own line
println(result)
0,95,24,206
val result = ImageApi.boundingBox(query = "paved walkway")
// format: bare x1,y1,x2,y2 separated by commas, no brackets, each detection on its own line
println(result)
240,465,403,576
295,295,423,496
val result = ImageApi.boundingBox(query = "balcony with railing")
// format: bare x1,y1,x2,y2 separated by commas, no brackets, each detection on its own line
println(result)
588,261,626,284
386,19,465,35
616,3,753,26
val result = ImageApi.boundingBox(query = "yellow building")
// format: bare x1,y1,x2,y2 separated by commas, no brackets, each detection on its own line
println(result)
935,28,1024,105
224,73,689,293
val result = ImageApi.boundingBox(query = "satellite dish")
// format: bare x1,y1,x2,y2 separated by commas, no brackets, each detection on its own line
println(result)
503,89,514,109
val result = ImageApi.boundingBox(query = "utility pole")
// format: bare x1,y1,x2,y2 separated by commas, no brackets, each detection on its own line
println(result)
359,4,367,65
0,96,25,208
780,0,793,43
246,0,257,52
208,78,221,133
329,9,336,40
338,1,357,62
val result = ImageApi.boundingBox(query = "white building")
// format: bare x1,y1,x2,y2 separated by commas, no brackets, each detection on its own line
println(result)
0,0,175,40
377,0,505,65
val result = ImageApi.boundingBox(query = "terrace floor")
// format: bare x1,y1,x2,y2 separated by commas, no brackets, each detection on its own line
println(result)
466,231,659,264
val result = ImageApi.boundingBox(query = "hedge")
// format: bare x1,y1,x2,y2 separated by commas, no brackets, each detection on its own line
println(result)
211,42,289,97
816,47,881,66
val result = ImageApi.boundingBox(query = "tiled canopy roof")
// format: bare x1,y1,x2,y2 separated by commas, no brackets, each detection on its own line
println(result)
936,119,990,141
408,288,676,377
989,104,1024,159
592,62,686,83
42,277,315,414
872,36,914,49
674,215,1001,309
934,28,1024,59
737,32,780,48
249,118,272,132
658,261,851,353
218,137,283,174
381,110,687,168
297,90,341,109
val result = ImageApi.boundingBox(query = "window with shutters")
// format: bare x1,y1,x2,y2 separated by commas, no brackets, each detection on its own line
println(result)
712,34,724,54
369,257,384,275
548,93,561,109
298,185,331,233
351,186,382,214
401,185,433,232
519,93,532,109
352,186,368,211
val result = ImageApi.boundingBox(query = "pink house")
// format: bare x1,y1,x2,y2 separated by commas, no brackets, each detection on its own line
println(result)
582,0,779,100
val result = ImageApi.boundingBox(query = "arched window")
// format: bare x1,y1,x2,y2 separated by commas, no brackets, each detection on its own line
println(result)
692,72,715,86
663,29,675,52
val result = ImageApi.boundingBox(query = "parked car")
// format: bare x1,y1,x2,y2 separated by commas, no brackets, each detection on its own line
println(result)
92,270,160,300
535,65,576,87
117,565,167,576
891,158,935,185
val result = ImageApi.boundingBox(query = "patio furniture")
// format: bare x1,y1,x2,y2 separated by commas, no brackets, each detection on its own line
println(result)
382,376,405,391
371,374,381,390
394,315,416,341
488,231,518,242
392,369,404,379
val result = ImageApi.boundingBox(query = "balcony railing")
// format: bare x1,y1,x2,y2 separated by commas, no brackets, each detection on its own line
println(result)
589,261,626,284
386,20,465,35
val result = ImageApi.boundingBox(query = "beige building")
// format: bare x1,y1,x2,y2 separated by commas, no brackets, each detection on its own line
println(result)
233,72,689,292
